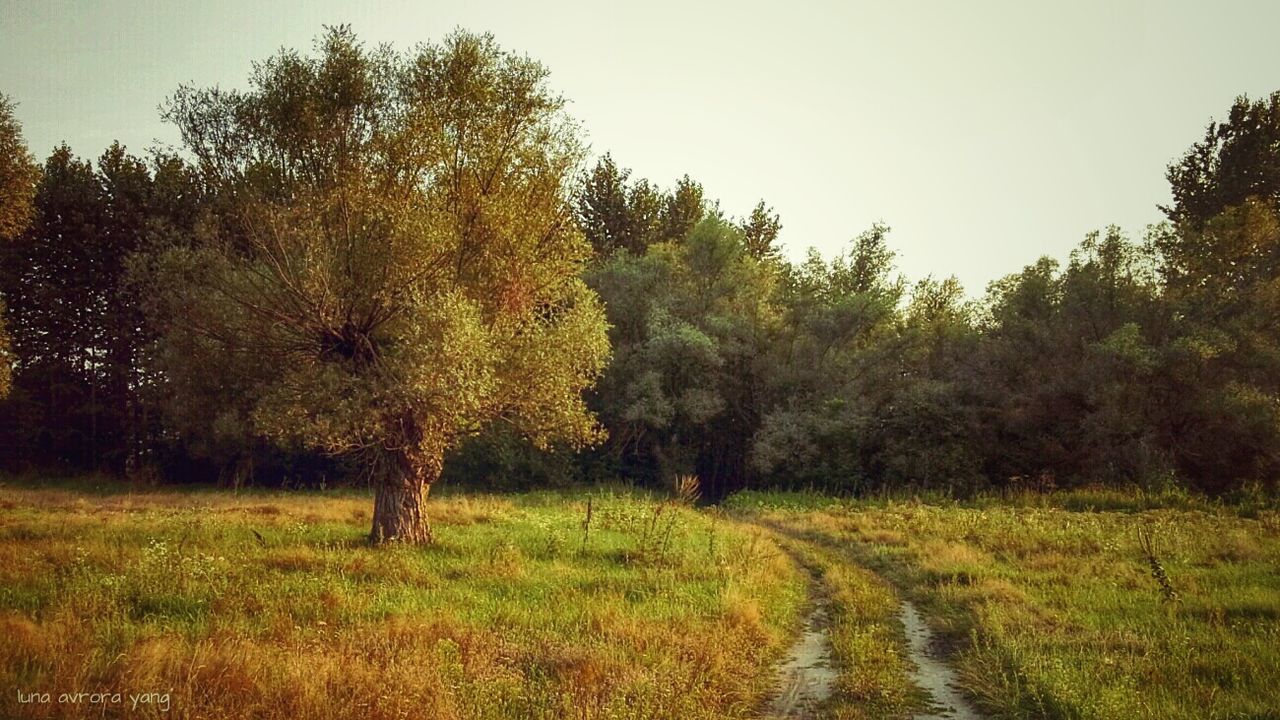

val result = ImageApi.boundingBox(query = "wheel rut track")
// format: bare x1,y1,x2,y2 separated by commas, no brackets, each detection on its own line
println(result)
753,517,986,720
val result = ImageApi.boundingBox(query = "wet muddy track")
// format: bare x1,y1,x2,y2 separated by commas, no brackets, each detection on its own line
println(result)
757,519,986,720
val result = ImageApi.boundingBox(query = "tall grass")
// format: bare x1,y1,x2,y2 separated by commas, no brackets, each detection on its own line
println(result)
766,531,924,720
739,490,1280,720
0,480,806,719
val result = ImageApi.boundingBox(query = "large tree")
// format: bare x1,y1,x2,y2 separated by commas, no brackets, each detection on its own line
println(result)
1155,91,1280,491
660,175,706,242
146,27,609,543
751,225,908,491
1151,201,1280,490
970,229,1168,489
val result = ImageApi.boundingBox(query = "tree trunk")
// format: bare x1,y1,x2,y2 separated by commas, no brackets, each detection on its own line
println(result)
370,453,437,545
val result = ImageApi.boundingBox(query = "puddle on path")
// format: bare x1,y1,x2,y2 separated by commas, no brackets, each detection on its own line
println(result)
767,597,838,719
754,520,984,720
899,601,984,720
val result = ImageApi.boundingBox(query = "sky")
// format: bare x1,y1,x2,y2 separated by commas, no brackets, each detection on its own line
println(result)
3,0,1279,294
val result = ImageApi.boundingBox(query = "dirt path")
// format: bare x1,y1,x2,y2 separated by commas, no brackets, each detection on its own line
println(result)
766,589,838,718
757,518,986,720
899,601,984,720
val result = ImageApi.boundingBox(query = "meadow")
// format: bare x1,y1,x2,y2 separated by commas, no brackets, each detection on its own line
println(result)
732,489,1280,720
3,478,1279,720
0,479,805,720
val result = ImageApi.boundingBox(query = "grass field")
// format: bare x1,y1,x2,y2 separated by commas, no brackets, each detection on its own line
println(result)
0,479,806,720
3,478,1278,720
732,490,1280,720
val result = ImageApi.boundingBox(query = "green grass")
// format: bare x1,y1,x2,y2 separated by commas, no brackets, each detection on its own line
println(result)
763,529,922,720
9,478,1276,719
733,489,1280,720
0,480,806,719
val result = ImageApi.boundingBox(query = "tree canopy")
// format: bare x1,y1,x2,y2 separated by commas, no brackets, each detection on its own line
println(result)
2,33,1279,509
143,27,610,542
1166,91,1280,228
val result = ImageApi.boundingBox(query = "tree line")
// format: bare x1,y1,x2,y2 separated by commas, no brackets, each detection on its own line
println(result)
1,29,1278,530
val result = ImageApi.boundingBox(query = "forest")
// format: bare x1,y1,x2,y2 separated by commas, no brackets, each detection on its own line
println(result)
3,28,1278,511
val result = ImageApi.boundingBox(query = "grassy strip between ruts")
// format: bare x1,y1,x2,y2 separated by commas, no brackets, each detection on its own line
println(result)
0,479,807,720
733,490,1280,720
756,521,925,720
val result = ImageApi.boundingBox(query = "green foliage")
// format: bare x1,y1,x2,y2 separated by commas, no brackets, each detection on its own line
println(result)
587,215,778,496
442,426,580,491
575,153,665,255
5,40,1280,505
753,225,982,492
660,175,706,243
971,227,1172,489
1165,91,1280,228
739,200,782,261
0,143,190,471
1151,200,1280,491
575,156,736,261
142,28,610,499
1144,95,1280,492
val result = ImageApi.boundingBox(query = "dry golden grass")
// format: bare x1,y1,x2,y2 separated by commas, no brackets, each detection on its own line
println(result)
0,480,806,720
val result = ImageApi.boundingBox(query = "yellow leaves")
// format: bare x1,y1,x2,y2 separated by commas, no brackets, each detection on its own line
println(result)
0,95,39,241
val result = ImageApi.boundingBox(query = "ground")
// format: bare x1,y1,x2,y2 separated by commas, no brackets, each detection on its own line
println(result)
1,478,1278,719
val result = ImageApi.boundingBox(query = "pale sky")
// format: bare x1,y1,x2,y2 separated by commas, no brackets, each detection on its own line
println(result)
3,0,1278,294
